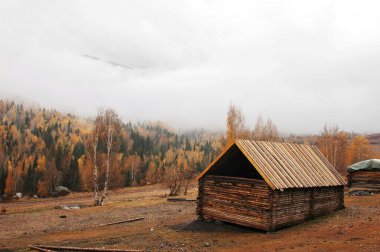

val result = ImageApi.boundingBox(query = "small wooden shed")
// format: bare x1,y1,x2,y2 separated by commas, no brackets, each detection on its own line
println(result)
196,139,346,231
347,159,380,192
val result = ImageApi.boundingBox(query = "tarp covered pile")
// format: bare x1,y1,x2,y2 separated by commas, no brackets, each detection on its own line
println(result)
347,159,380,173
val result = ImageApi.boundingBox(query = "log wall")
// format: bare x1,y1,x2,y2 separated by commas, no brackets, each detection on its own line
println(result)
271,186,344,230
197,175,344,231
348,170,380,192
197,175,272,230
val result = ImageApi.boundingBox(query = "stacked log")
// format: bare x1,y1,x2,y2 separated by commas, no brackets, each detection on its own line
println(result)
271,186,344,230
197,175,272,230
271,189,311,229
197,175,344,231
348,170,380,192
312,187,344,217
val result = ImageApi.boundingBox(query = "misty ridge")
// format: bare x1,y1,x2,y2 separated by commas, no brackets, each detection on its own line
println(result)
0,99,379,198
1,1,380,134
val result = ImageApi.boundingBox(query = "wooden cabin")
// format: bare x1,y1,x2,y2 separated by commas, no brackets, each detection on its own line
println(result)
347,159,380,192
196,140,346,231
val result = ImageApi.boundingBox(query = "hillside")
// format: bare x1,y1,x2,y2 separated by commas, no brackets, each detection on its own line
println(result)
0,100,224,197
1,99,379,198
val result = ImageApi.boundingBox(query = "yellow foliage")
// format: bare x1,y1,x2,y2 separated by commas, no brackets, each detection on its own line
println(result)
226,103,246,145
78,155,93,191
347,135,372,165
5,161,15,195
36,155,46,174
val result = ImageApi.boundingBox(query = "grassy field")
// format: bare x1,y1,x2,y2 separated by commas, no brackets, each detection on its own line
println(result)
1,184,379,252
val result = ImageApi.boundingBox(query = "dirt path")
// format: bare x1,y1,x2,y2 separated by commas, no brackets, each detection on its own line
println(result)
1,185,379,251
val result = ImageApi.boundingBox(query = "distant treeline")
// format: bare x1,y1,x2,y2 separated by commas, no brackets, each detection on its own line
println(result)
0,100,222,196
1,100,378,197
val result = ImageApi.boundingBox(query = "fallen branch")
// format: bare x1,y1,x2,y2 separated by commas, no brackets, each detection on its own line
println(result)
167,198,196,202
31,244,143,252
28,245,53,252
99,217,145,227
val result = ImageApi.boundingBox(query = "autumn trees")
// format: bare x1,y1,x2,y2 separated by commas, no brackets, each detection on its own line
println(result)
316,126,374,175
347,135,373,165
90,109,122,206
0,100,222,198
2,99,378,199
251,115,280,141
226,104,247,145
162,146,200,196
316,126,349,174
164,165,182,196
225,104,377,177
0,101,89,197
226,103,279,145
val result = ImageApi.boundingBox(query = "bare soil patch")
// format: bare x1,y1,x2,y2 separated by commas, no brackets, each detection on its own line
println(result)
1,185,379,251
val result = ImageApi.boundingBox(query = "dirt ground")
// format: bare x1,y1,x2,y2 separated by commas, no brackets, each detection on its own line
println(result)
0,185,379,252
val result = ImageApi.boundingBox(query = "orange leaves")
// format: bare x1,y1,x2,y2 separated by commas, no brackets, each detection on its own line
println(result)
78,155,93,191
226,103,246,145
34,112,46,131
0,125,7,153
347,135,372,165
165,149,176,164
5,161,14,195
0,100,225,197
9,125,20,140
0,100,92,197
317,126,377,175
70,133,80,147
145,161,158,184
36,155,46,174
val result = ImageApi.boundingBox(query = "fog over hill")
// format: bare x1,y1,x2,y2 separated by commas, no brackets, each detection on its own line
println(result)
1,1,380,134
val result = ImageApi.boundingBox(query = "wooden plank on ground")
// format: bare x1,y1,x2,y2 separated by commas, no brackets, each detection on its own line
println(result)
167,198,196,202
30,245,143,252
99,217,145,227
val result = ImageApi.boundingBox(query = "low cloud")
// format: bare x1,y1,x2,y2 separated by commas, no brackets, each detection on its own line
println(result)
1,0,379,134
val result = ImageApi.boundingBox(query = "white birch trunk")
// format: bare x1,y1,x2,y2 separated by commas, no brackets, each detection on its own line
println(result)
93,131,100,206
100,122,113,205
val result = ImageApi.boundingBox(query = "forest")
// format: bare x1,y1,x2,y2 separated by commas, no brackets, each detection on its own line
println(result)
0,100,378,198
0,100,222,197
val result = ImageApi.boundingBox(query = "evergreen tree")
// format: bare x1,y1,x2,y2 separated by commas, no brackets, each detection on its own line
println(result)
68,141,85,191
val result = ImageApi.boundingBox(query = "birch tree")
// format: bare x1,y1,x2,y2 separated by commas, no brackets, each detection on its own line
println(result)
251,116,280,141
92,110,103,206
226,103,247,145
92,109,121,206
100,109,120,205
317,126,348,175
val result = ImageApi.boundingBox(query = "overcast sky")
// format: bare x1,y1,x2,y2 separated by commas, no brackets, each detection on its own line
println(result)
1,0,379,134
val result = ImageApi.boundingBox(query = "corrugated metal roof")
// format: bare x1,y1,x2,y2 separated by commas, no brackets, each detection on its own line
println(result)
196,139,346,190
